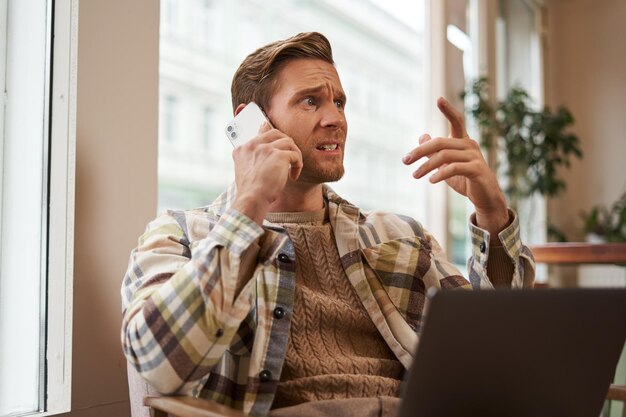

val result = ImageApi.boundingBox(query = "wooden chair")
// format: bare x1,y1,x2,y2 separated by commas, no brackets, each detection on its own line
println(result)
127,365,246,417
143,396,246,417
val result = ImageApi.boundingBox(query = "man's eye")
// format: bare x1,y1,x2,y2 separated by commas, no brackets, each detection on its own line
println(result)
335,100,345,109
303,97,316,106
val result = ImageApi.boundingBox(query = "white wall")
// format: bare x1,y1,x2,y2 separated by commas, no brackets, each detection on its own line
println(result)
61,0,159,416
546,0,626,241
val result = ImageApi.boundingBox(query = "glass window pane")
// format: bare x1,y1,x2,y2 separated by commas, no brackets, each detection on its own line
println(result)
446,0,473,269
496,0,546,247
447,0,546,271
0,0,50,414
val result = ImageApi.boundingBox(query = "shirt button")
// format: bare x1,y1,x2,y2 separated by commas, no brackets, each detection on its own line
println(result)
277,253,291,263
259,370,272,382
273,307,285,319
215,328,224,337
480,241,487,254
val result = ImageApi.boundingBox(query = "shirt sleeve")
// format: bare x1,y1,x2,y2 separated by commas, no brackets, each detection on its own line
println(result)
120,207,264,394
467,209,536,289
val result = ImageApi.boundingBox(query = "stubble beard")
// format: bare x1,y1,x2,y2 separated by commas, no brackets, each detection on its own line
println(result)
297,154,345,184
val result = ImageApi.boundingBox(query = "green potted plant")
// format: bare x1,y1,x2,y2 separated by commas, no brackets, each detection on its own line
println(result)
581,192,626,243
462,77,583,240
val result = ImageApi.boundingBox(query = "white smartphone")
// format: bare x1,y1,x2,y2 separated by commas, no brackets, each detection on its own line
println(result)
224,102,268,147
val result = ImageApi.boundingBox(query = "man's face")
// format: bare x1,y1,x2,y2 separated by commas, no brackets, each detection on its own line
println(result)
266,58,348,184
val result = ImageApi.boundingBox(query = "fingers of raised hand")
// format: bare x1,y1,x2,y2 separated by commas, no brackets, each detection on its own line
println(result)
437,97,469,139
412,149,472,179
427,160,482,183
402,136,468,165
402,134,431,163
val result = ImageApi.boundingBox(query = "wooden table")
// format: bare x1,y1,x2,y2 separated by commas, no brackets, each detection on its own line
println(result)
529,243,626,265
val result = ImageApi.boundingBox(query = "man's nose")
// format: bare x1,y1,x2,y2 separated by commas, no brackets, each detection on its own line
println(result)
320,103,345,130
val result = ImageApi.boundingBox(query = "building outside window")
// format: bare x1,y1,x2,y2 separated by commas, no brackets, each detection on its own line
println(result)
161,94,179,144
201,106,213,151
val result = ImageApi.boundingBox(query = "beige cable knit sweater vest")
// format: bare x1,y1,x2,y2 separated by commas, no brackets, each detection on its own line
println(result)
266,208,404,409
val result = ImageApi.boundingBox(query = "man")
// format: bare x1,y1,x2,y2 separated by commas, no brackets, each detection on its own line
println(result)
121,32,535,417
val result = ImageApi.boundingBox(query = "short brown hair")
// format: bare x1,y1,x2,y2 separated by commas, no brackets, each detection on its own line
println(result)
230,32,334,113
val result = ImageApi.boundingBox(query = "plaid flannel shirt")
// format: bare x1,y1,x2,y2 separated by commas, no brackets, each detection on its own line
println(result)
121,184,535,417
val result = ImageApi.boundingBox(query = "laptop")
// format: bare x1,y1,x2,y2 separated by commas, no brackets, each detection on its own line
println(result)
397,288,626,417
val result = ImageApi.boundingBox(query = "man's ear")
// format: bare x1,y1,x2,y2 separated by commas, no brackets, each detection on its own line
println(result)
234,103,247,116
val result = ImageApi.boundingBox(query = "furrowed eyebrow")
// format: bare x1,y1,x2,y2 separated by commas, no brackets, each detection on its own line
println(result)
291,85,347,104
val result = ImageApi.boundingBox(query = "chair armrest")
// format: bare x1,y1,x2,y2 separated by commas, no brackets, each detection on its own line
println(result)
144,396,247,417
607,384,626,402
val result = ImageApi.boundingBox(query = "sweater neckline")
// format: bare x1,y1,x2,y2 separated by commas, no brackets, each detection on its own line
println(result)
266,205,328,225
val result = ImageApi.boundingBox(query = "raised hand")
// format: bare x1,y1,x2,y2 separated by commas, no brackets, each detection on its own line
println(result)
402,97,510,239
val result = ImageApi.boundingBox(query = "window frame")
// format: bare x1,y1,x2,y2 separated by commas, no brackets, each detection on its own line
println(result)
42,0,77,414
0,0,75,414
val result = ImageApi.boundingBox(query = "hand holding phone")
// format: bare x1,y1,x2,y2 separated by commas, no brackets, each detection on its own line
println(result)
224,102,269,147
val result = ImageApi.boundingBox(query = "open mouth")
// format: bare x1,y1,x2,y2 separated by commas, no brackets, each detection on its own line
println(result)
316,143,339,151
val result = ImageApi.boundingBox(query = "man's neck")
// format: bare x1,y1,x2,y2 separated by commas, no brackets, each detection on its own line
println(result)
267,181,324,213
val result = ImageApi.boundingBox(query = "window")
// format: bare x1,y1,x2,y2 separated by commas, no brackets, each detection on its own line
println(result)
494,0,547,249
196,0,220,50
162,0,179,39
200,106,213,151
158,0,430,221
443,0,547,270
0,0,76,415
162,94,179,144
